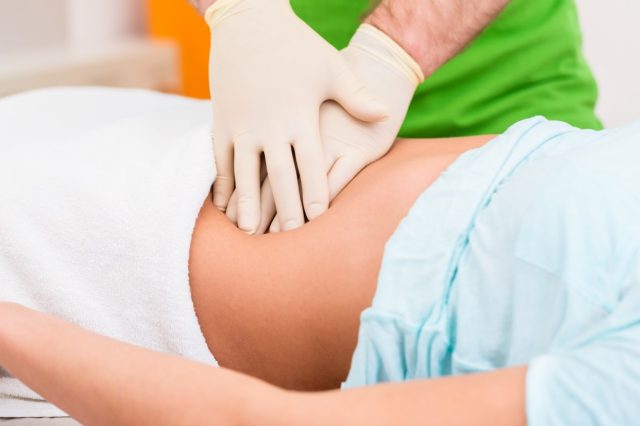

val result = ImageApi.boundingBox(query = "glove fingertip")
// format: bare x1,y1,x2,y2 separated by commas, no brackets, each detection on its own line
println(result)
269,218,281,233
238,217,258,235
213,191,230,212
305,201,328,221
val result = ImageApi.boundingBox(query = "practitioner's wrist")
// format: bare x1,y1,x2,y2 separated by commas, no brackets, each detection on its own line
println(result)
204,0,291,28
365,3,430,77
350,24,425,87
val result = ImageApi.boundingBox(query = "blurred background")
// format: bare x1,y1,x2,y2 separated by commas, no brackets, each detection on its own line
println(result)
0,0,637,126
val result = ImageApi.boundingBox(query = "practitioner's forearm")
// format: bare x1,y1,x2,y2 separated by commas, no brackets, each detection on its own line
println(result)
366,0,511,76
0,302,287,426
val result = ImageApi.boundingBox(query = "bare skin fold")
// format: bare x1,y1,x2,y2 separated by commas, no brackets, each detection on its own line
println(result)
0,135,527,425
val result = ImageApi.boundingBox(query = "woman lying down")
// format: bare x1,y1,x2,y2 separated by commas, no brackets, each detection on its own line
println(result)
0,87,638,425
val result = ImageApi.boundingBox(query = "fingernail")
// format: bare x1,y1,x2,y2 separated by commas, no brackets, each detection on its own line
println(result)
213,193,227,212
306,202,326,220
239,214,257,235
282,219,302,231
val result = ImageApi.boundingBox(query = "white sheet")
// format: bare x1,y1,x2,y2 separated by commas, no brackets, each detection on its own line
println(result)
0,88,218,417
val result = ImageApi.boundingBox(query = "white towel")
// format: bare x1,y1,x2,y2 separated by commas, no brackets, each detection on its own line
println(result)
0,88,218,417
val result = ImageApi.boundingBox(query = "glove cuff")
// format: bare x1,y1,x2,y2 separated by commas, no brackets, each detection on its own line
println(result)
205,0,289,28
351,24,425,87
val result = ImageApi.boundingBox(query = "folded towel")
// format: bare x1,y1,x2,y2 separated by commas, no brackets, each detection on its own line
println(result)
0,88,218,417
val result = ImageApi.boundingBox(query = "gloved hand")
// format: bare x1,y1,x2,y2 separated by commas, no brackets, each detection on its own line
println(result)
225,23,424,233
206,0,387,234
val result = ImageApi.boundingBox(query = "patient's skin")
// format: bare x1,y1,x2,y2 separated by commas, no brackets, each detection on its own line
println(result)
189,135,492,391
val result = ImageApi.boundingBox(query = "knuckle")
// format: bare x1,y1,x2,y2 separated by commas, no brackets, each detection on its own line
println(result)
214,176,234,191
213,140,232,155
305,201,327,218
282,218,302,230
305,193,328,207
213,188,230,201
236,194,257,208
266,163,291,182
233,129,268,150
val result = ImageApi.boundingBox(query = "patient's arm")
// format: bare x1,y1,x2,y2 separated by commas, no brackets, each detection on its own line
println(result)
189,135,491,390
0,301,526,426
0,302,282,426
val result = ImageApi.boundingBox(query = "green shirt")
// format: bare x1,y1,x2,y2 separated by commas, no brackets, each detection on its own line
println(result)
291,0,602,137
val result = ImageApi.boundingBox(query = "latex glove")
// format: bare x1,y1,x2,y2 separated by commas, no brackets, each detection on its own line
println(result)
226,24,424,233
206,0,387,234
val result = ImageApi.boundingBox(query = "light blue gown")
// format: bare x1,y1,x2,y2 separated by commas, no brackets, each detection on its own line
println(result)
344,117,640,425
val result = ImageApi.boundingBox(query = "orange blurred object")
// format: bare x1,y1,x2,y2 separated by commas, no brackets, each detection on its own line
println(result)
148,0,211,99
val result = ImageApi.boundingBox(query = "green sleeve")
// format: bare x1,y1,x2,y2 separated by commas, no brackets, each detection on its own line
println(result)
291,0,602,137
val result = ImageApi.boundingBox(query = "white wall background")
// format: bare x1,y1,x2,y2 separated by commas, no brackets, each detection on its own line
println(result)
0,0,68,54
575,0,640,126
65,0,145,46
0,0,146,54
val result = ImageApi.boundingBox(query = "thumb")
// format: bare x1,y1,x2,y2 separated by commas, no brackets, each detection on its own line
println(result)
330,62,388,123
